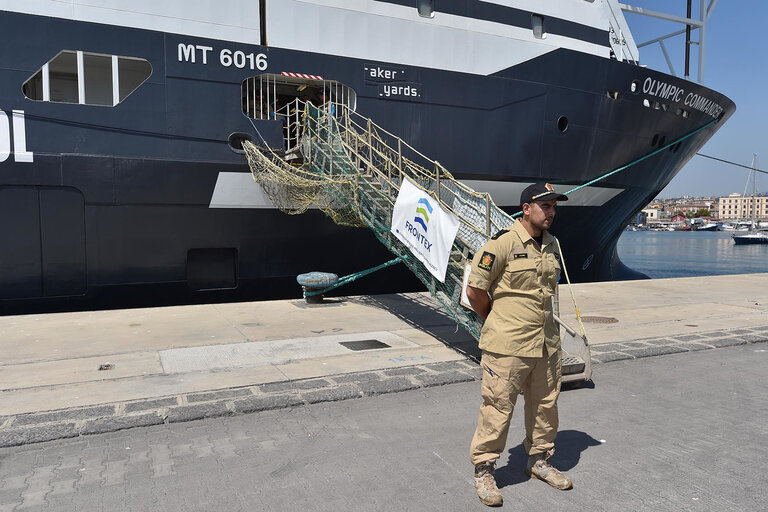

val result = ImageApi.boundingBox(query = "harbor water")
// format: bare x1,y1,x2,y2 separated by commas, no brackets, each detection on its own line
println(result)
617,230,768,279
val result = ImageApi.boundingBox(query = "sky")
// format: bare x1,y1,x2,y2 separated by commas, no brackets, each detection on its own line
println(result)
623,1,766,198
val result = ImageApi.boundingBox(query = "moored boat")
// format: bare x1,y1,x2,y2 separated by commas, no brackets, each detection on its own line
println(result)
733,232,768,245
732,155,766,245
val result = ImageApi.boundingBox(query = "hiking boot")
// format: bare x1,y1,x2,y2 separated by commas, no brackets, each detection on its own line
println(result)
474,461,503,506
525,450,573,490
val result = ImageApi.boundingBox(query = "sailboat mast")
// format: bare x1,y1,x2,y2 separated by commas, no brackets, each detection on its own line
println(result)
751,153,757,226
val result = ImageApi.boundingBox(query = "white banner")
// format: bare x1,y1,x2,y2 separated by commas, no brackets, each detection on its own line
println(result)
391,177,460,282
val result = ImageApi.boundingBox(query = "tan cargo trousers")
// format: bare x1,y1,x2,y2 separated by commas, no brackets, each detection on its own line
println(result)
470,349,562,466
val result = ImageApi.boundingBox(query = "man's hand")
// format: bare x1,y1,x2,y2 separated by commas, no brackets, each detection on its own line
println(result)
466,286,491,319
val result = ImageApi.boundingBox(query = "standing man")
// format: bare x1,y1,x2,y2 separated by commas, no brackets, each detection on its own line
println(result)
466,183,571,507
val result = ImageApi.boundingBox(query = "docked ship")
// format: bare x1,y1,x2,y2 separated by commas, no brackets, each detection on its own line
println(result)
0,1,735,312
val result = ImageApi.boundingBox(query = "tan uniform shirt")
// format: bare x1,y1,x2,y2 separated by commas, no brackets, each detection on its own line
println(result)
468,220,561,357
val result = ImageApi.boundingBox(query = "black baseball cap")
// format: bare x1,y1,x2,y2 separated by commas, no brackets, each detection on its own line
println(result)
520,183,568,205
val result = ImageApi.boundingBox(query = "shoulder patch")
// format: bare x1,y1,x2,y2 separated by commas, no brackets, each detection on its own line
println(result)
477,251,496,271
490,229,508,240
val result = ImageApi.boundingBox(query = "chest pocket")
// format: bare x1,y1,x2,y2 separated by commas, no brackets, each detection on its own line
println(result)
505,257,537,290
543,252,562,287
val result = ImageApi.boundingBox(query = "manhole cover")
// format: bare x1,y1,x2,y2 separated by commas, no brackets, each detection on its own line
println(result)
581,316,619,324
339,339,391,351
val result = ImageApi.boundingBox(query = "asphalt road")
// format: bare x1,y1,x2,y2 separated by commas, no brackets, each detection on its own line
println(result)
1,344,765,511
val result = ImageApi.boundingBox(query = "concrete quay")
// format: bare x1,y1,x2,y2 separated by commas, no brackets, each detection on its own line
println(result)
0,273,766,447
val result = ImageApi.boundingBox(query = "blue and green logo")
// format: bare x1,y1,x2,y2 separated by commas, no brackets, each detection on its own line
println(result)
414,197,433,232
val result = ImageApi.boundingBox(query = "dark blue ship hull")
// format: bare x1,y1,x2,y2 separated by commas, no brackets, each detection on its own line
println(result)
0,11,735,313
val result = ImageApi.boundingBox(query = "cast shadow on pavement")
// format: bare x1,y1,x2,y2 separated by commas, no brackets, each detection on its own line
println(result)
349,293,482,362
495,430,602,488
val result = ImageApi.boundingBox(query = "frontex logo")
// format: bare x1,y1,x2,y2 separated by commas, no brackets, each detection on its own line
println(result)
414,197,433,232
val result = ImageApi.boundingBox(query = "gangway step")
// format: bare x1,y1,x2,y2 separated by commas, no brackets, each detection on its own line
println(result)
562,354,585,375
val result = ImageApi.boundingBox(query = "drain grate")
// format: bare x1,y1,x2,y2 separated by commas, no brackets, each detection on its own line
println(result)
98,363,115,371
581,316,619,324
339,339,391,351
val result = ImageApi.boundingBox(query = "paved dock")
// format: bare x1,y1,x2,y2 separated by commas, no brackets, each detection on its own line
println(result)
1,344,765,511
1,273,767,447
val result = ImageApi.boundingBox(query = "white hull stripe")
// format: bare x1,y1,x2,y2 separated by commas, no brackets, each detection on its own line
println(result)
209,171,276,209
209,172,624,209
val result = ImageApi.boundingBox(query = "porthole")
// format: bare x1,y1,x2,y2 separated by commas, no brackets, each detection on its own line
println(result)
557,116,568,133
630,80,640,93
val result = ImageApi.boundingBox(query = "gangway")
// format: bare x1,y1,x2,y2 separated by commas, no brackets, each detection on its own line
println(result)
243,101,591,384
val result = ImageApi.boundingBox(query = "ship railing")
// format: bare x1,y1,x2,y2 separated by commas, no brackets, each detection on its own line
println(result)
333,101,512,241
243,99,591,383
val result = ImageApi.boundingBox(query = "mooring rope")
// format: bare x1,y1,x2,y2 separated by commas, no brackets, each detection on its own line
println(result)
303,256,404,297
511,116,721,219
302,116,721,300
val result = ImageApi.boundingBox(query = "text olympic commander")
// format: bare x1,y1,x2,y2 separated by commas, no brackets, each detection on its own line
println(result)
466,183,572,507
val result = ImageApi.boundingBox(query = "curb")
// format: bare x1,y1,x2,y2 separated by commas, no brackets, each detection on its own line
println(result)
588,325,768,363
0,360,481,449
1,326,766,448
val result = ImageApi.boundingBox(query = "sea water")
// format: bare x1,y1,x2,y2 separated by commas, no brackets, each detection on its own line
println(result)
617,230,768,279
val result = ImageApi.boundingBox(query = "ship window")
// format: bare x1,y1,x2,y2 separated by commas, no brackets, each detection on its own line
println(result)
22,50,151,106
118,57,152,103
83,53,113,106
22,71,44,101
532,15,546,39
417,0,434,18
49,51,79,103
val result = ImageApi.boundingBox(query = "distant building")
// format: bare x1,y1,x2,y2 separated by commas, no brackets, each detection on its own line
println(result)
641,208,659,223
674,199,713,215
718,194,768,220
